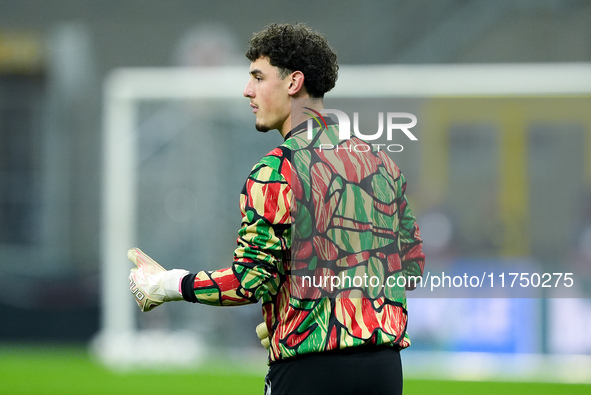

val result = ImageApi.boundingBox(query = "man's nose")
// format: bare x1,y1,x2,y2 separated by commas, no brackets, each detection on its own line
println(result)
243,82,253,98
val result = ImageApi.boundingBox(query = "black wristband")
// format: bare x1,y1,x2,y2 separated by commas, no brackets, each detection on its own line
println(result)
181,273,198,303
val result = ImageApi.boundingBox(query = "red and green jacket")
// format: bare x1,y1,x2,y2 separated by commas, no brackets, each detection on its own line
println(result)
184,119,425,363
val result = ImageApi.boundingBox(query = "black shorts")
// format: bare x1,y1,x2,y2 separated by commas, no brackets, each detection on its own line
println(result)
264,346,403,395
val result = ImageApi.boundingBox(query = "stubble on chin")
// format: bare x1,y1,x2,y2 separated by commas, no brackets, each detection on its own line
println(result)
255,122,270,133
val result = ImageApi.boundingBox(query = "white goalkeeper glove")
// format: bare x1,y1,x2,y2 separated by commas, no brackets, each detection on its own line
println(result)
128,248,189,312
256,322,270,350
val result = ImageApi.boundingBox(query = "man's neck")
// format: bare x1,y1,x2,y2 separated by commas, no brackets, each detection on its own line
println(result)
280,97,324,138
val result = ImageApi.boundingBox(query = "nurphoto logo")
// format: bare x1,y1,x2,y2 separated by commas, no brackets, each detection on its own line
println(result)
304,107,418,152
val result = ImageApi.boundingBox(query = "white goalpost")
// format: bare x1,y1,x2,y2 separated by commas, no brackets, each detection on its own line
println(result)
96,63,591,378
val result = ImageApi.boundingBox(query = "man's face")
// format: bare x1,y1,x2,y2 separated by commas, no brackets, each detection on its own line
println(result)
243,57,292,133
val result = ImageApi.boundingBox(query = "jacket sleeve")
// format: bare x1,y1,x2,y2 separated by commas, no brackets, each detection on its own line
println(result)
184,162,291,306
396,172,425,290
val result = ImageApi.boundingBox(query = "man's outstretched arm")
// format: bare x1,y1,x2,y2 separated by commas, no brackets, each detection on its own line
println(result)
128,159,291,311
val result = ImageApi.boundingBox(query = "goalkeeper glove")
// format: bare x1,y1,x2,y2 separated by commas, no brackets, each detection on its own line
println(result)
256,322,270,350
128,248,189,312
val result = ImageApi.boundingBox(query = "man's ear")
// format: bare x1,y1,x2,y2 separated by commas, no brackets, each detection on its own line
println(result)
287,71,306,96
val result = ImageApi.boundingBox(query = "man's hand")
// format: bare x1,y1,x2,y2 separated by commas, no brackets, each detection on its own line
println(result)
128,248,189,312
256,322,270,349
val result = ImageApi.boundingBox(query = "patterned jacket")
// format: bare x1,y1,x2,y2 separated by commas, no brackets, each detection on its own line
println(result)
187,119,425,363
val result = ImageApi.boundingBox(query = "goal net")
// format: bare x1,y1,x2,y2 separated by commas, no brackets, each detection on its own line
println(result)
95,64,591,381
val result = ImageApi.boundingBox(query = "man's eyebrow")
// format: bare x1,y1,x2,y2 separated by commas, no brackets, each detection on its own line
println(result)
249,69,263,76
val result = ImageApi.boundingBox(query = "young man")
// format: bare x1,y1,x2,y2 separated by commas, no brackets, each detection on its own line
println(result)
129,23,425,394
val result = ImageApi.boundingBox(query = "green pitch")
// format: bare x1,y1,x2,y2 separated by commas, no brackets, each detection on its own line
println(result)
0,344,589,395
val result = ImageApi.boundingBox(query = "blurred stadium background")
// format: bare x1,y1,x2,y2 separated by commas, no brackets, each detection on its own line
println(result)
1,0,591,393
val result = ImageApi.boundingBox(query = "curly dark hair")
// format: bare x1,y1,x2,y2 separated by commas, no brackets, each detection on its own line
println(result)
245,23,339,98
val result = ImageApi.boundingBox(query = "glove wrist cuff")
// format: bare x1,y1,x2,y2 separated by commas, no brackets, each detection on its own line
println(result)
162,269,190,301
